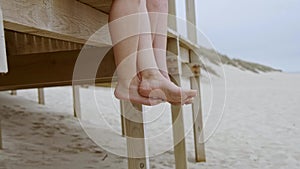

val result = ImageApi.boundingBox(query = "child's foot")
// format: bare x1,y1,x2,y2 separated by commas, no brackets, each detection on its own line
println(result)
138,69,197,103
114,76,164,106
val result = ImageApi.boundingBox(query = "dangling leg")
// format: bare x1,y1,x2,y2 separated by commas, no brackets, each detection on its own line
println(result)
147,0,194,105
136,0,197,103
146,0,169,80
109,0,162,106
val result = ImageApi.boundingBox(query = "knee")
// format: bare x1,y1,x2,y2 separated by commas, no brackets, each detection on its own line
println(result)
147,0,168,12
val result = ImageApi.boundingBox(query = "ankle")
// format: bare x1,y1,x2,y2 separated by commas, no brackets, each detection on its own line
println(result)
140,69,161,79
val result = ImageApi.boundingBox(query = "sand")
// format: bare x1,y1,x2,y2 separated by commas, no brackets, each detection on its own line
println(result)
0,65,300,169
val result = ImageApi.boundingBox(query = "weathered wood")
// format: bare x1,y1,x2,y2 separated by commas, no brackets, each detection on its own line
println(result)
0,47,116,91
72,85,81,118
0,7,7,73
122,101,149,169
185,0,197,44
10,90,17,95
5,30,84,56
0,0,111,47
0,120,2,149
190,51,206,162
168,0,177,31
120,100,126,137
37,88,45,105
78,0,112,14
167,38,188,169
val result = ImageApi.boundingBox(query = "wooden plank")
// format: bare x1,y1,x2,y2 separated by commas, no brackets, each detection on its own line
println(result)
167,38,181,76
185,0,206,161
0,0,111,47
72,85,81,118
5,30,84,56
0,120,2,149
120,100,126,137
78,0,112,14
10,90,17,95
0,7,7,73
180,46,190,63
168,0,177,31
171,105,188,169
0,47,116,91
122,101,149,169
37,88,45,105
185,0,197,44
167,38,188,169
190,50,206,162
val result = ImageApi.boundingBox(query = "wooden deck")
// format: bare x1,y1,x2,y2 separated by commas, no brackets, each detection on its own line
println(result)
0,0,206,168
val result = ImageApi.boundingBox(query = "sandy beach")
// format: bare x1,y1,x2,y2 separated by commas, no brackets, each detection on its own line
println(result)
0,65,300,169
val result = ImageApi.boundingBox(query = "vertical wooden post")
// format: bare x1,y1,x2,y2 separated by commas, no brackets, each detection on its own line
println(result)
185,0,206,162
171,97,188,169
168,0,177,31
190,51,206,162
122,101,149,169
72,85,81,118
185,0,197,44
0,120,2,149
10,90,17,95
120,100,126,137
167,38,188,169
38,88,45,105
0,7,8,73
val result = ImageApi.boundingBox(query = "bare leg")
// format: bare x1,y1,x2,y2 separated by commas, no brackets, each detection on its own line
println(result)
109,0,162,106
136,1,197,103
146,0,194,104
147,0,169,80
109,0,197,104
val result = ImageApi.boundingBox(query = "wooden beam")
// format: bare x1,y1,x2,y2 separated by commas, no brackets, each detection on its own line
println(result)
0,7,7,73
0,0,111,47
167,38,188,169
5,30,84,56
168,0,177,31
120,100,126,137
190,51,206,162
37,88,45,105
122,101,149,169
78,0,112,14
185,0,197,44
10,90,17,95
0,120,2,149
0,47,116,91
72,85,81,118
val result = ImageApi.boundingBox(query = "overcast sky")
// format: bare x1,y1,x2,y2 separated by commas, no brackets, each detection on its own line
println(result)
178,0,300,72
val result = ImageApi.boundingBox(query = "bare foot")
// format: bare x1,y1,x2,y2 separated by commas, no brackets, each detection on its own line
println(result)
114,76,164,106
138,69,197,103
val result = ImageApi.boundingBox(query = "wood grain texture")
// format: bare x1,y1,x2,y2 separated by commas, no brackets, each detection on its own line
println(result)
122,101,149,169
5,30,84,56
0,47,116,91
78,0,112,14
0,0,111,47
185,0,197,44
171,77,188,169
0,7,7,73
168,38,188,169
190,50,206,162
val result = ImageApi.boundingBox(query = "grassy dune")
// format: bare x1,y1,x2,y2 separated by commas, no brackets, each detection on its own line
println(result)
195,47,282,75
